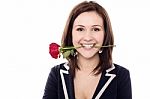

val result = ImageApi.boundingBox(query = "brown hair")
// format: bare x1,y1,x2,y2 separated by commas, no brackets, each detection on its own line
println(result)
61,1,114,77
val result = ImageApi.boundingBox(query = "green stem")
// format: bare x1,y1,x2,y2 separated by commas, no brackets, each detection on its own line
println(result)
95,45,116,48
61,45,116,50
60,46,81,50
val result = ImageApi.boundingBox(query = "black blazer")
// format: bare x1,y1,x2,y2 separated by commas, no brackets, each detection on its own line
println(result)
43,63,132,99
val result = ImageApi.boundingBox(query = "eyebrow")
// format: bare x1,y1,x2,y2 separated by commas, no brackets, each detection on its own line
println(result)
92,25,103,28
74,25,103,28
74,25,85,27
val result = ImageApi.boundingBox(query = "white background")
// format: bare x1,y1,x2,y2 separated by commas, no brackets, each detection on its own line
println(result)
0,0,150,99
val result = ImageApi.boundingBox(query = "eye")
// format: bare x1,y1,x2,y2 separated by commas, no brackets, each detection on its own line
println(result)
76,28,84,31
93,28,101,31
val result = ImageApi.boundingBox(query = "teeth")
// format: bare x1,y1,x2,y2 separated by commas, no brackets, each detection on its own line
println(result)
81,44,94,48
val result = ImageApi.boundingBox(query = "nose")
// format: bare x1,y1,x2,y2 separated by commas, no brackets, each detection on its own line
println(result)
83,31,93,42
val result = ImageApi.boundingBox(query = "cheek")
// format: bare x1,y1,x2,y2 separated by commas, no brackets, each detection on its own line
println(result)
72,37,80,46
96,33,104,43
72,32,79,45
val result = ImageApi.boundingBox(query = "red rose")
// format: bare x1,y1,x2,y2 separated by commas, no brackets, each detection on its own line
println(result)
49,43,60,59
49,42,115,59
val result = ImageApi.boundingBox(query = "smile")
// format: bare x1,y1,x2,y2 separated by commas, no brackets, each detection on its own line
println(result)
81,44,95,48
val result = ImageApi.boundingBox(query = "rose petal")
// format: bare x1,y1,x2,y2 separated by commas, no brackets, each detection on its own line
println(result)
49,43,60,59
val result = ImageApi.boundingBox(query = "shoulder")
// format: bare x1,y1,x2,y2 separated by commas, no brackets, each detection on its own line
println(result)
113,63,131,85
113,63,130,75
113,64,132,98
43,63,68,98
106,63,131,81
46,62,69,82
50,62,69,73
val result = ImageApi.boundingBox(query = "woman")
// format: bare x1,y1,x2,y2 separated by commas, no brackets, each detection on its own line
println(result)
43,1,132,99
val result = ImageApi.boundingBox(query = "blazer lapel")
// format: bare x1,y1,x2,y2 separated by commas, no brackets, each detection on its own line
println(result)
60,63,75,99
95,64,116,99
60,63,116,99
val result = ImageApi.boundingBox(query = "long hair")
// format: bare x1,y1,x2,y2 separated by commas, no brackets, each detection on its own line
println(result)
61,1,114,77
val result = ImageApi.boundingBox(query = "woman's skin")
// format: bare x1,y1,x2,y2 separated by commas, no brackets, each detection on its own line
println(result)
72,11,104,99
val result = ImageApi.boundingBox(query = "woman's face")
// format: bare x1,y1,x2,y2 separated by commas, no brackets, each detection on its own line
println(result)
72,11,104,59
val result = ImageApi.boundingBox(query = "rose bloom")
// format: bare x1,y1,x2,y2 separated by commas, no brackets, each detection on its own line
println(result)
49,43,60,59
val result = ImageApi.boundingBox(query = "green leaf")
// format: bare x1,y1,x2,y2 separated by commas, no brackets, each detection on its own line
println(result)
63,50,71,58
70,50,74,56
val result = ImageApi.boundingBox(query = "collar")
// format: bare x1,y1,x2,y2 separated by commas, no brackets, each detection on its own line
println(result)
60,63,116,99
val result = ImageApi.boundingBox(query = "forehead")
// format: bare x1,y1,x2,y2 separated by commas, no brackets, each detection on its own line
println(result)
73,11,103,26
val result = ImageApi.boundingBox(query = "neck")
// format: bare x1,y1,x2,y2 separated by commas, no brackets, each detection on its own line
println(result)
77,54,100,72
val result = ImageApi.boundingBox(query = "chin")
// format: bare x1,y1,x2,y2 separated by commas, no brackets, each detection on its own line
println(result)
78,53,99,59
